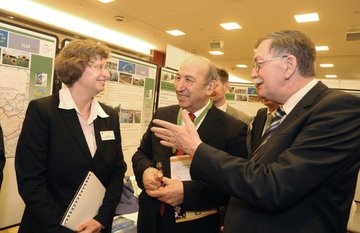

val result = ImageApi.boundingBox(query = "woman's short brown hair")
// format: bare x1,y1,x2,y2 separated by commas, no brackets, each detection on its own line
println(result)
55,39,110,87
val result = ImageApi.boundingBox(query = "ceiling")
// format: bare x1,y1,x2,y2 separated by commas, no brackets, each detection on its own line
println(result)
1,0,360,83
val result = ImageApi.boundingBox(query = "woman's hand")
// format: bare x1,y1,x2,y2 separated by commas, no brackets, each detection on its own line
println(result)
76,218,103,233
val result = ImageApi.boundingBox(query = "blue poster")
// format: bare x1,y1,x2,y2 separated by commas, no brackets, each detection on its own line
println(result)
118,60,135,74
0,29,8,47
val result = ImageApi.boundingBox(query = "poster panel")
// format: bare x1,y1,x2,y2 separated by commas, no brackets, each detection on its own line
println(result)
156,67,263,117
96,53,157,175
157,67,178,108
0,21,57,158
0,21,57,228
227,82,263,117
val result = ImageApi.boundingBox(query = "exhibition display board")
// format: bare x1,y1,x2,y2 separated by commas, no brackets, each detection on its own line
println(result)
96,53,157,176
226,82,263,117
0,21,57,228
157,67,262,117
157,67,178,108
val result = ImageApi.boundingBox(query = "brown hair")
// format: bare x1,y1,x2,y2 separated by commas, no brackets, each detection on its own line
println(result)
55,39,110,86
255,30,316,77
216,68,229,84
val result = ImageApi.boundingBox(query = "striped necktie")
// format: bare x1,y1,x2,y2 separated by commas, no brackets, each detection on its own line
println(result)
252,106,286,159
262,106,286,139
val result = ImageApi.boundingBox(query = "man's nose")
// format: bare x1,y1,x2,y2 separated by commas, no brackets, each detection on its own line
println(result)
250,67,258,80
175,79,185,91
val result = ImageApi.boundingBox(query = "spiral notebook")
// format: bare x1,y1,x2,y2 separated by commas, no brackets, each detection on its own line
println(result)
61,171,105,231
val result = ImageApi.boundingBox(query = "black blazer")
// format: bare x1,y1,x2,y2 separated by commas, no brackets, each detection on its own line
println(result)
15,94,127,233
132,104,248,233
0,123,4,189
191,82,360,233
248,107,268,155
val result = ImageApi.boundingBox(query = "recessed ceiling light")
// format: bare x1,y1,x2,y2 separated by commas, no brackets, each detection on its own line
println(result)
325,75,337,78
316,46,329,51
320,64,334,67
209,51,224,55
166,30,185,36
294,13,319,23
219,22,241,30
0,0,154,55
236,64,248,68
98,0,114,3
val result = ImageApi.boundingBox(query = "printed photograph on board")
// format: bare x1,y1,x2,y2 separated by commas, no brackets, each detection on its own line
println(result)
2,48,30,68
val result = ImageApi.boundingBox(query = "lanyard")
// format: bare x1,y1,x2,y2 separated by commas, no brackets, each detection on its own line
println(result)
176,100,213,127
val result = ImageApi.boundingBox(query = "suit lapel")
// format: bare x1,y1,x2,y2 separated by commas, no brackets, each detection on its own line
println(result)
59,107,93,161
276,81,328,132
252,108,268,151
197,105,221,143
93,119,103,159
169,106,179,155
254,82,328,160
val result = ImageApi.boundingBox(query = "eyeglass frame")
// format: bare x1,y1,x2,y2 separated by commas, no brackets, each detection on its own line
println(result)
87,63,109,72
253,55,289,72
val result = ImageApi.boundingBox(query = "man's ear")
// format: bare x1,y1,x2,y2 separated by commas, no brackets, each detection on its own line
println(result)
206,80,216,95
223,82,229,92
284,55,297,80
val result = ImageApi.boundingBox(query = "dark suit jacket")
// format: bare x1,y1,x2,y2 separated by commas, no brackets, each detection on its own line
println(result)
190,82,360,233
248,107,268,155
132,104,248,233
0,123,4,189
15,94,127,233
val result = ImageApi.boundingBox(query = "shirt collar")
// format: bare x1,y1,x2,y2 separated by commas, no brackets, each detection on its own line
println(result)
218,101,228,112
58,86,109,124
184,99,211,117
282,79,318,114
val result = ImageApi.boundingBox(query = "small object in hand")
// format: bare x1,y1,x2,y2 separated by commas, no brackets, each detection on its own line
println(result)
155,162,164,182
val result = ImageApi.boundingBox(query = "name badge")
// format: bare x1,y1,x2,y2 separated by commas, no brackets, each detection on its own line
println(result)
100,130,115,141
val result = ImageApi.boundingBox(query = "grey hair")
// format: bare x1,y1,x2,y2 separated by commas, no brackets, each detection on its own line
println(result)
181,56,218,85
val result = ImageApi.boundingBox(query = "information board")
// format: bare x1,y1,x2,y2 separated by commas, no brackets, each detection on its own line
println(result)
227,82,263,117
157,67,178,108
96,53,157,175
157,67,263,117
0,21,57,228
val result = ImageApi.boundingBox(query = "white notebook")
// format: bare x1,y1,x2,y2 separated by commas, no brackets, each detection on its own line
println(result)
61,171,106,231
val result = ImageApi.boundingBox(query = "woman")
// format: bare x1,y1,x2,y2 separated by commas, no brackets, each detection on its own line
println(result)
15,39,127,233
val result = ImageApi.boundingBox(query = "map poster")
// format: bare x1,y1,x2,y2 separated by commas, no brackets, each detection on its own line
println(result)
0,21,57,229
0,22,57,158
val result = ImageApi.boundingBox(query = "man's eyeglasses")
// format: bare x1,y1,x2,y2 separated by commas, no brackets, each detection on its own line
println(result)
253,55,289,72
88,63,109,72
